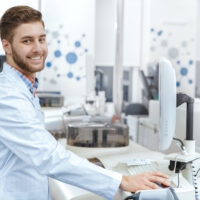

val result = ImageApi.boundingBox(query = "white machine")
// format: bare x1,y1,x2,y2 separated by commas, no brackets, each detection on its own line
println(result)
49,58,200,200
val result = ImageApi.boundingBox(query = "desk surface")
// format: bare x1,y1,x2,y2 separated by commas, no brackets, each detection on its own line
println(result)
50,139,170,200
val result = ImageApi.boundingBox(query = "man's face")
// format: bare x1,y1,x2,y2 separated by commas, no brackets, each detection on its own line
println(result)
6,22,48,77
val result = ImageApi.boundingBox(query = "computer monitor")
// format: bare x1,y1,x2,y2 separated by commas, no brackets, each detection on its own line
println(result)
159,58,176,151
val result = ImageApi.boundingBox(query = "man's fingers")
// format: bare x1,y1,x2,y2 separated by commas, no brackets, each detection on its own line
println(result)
150,171,169,179
149,176,170,186
145,181,160,189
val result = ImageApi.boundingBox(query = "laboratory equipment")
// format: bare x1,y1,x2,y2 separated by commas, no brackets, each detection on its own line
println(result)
37,91,64,107
43,107,66,140
67,122,129,147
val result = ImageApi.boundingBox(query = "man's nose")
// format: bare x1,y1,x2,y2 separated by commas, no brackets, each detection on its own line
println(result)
32,41,42,53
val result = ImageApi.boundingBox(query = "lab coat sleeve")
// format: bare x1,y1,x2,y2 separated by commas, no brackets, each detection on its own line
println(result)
0,88,122,200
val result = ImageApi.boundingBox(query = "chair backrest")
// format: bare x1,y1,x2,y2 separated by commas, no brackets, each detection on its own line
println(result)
0,55,6,72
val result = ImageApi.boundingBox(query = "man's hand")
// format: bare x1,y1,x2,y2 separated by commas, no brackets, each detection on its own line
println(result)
120,172,170,192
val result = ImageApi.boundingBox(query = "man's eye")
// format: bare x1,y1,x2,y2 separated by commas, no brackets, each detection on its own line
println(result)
23,40,31,44
39,38,46,43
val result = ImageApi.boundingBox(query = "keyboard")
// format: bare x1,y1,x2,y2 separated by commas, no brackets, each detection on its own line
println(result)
128,163,158,175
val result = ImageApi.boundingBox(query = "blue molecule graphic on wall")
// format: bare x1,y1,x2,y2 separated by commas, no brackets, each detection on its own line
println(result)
66,52,78,64
75,41,81,48
76,76,81,81
189,60,193,65
46,62,52,68
189,79,193,84
176,81,180,87
180,67,188,76
45,28,88,83
67,72,73,78
150,27,195,89
157,30,163,36
150,28,154,32
54,50,62,58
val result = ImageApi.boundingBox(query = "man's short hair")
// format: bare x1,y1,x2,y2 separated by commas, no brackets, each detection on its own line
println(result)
0,5,44,42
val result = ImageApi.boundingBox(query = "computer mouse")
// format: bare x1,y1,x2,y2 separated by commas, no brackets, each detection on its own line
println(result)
155,182,169,188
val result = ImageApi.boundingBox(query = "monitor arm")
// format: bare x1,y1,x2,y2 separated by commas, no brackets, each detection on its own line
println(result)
176,93,194,141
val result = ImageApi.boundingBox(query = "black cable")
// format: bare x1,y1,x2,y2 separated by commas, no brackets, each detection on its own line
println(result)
188,157,200,163
177,172,180,188
173,137,184,150
195,166,200,177
124,196,133,200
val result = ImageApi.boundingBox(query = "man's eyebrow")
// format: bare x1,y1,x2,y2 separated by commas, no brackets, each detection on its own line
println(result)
40,34,46,37
21,34,46,39
21,36,33,40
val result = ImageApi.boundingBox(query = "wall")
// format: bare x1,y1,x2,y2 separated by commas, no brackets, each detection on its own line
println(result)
95,0,141,67
39,0,95,105
148,0,197,97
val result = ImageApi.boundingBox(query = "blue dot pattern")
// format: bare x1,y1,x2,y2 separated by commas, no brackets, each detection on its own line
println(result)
180,67,188,76
75,41,81,47
189,79,193,84
67,72,73,78
66,52,78,64
54,50,62,57
76,76,80,81
189,60,193,65
46,62,52,67
176,81,180,87
157,30,163,36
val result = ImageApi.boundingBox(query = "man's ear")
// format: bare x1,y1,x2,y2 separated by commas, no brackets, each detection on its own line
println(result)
1,39,12,55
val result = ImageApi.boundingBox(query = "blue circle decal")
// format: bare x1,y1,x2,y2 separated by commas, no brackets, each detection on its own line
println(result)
46,62,52,67
180,67,188,76
75,41,81,47
189,79,193,84
76,76,80,81
176,81,180,87
66,52,78,64
54,50,62,58
67,72,73,78
189,60,193,65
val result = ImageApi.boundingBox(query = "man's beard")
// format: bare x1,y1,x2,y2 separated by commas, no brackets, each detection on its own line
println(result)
11,46,46,74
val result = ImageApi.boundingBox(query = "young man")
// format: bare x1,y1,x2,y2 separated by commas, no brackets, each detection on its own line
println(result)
0,6,169,200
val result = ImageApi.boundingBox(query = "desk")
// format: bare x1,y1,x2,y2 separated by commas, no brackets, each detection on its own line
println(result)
50,139,199,200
